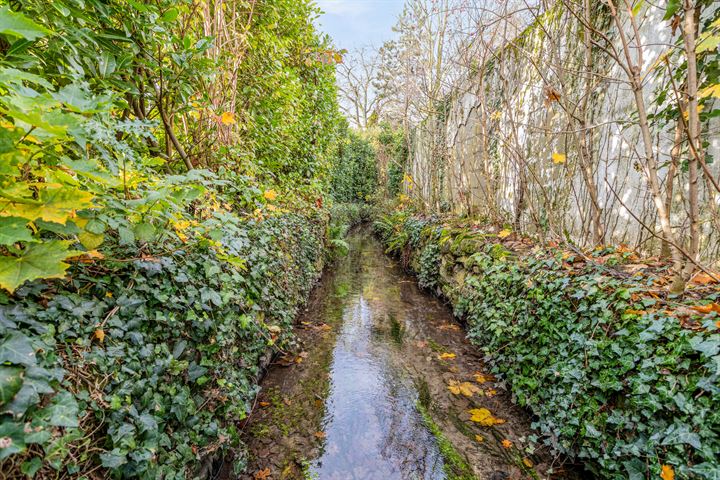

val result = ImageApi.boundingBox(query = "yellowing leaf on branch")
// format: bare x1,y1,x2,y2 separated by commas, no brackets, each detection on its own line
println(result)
0,185,94,224
552,153,567,164
699,84,720,99
220,111,236,125
447,380,481,397
660,465,675,480
263,189,278,201
468,408,506,426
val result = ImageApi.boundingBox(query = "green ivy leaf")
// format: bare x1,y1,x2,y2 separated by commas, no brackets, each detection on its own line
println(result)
44,391,79,428
0,240,76,292
0,6,51,40
0,365,23,405
663,0,680,20
0,332,35,366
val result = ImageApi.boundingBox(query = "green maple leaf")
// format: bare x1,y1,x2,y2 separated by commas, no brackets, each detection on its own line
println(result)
0,240,76,292
0,216,33,246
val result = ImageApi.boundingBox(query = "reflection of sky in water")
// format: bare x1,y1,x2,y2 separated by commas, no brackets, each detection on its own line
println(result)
309,293,445,480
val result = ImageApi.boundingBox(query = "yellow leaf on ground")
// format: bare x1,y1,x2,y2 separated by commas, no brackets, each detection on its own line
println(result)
475,434,484,442
468,408,506,426
473,373,492,384
522,457,533,468
501,439,513,448
263,189,278,201
661,465,675,480
552,152,566,164
437,352,456,360
447,380,481,397
220,112,236,125
94,329,105,343
498,229,511,239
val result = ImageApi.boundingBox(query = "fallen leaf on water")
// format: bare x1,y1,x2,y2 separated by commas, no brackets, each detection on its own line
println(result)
660,465,675,480
501,439,513,448
522,457,533,468
314,431,326,439
468,408,506,426
438,352,456,360
447,380,481,397
254,468,271,480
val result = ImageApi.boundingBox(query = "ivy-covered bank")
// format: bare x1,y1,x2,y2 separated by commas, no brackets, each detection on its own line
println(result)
374,210,720,480
0,199,367,478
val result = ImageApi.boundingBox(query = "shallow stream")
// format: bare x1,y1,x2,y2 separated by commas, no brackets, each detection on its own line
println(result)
234,229,571,480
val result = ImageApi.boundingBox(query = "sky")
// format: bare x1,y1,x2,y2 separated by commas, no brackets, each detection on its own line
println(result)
315,0,406,51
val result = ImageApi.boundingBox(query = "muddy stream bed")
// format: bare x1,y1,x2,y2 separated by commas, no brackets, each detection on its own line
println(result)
227,229,576,480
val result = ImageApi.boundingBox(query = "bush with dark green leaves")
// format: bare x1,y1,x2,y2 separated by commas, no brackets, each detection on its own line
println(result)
329,130,378,203
376,211,720,480
0,209,331,478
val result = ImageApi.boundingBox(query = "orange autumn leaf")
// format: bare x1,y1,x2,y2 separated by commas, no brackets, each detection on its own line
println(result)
690,272,719,285
94,329,105,343
660,465,675,480
438,352,456,360
254,468,271,480
314,431,326,439
259,401,270,407
475,434,484,442
501,439,513,448
263,189,278,201
690,303,720,314
220,111,236,125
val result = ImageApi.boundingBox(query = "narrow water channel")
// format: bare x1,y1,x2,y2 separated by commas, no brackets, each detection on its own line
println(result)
235,229,569,480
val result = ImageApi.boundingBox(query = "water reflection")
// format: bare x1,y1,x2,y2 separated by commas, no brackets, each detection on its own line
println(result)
308,235,446,480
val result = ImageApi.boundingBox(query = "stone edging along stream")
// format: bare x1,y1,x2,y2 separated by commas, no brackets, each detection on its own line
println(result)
373,211,720,480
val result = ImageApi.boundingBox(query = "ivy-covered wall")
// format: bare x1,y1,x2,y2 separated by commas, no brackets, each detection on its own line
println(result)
375,210,720,479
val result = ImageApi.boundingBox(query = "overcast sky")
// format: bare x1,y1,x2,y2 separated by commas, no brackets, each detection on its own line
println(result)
315,0,405,51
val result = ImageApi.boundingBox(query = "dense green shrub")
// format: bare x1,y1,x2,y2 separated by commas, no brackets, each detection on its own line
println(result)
377,123,408,198
0,208,328,478
329,130,378,203
377,211,720,480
